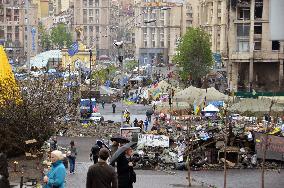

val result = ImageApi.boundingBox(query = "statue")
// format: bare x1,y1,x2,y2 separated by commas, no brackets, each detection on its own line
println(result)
75,27,83,42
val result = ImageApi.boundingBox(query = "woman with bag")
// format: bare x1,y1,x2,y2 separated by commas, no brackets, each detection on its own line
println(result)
44,150,66,188
67,140,77,174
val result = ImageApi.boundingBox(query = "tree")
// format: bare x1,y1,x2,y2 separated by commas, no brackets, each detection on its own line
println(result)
50,23,72,49
124,60,138,72
38,23,51,51
173,28,213,85
91,65,116,88
0,77,79,156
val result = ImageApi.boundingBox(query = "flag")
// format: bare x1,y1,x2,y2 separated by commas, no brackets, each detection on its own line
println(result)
68,42,79,56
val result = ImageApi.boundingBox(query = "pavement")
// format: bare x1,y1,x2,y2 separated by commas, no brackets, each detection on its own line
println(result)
57,136,284,188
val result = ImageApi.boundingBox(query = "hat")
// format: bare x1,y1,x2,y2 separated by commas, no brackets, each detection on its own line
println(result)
51,150,64,160
99,148,110,161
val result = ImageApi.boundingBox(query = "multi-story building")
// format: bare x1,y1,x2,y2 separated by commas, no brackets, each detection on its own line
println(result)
134,1,192,66
227,0,284,92
189,0,283,92
0,0,38,64
73,0,111,57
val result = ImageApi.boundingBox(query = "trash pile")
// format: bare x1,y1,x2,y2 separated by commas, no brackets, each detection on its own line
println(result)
132,113,284,171
63,121,121,139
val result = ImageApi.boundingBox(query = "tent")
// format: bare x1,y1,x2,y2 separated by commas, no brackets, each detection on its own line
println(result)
202,104,219,112
173,86,202,103
201,87,229,102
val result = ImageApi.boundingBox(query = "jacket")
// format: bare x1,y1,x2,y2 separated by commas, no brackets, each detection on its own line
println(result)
116,155,135,188
70,146,77,158
86,161,118,188
44,160,66,188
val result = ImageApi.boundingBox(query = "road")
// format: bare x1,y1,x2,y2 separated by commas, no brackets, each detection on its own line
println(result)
57,137,284,188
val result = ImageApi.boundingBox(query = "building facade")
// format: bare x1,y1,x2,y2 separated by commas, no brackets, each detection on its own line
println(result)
135,1,190,66
73,0,111,57
0,0,38,64
227,0,284,92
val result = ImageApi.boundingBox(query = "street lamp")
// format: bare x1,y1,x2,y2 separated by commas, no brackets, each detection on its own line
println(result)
113,40,124,127
89,49,93,114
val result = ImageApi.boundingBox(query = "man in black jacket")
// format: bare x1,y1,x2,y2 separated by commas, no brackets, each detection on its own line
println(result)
86,148,118,188
90,144,100,164
116,148,136,188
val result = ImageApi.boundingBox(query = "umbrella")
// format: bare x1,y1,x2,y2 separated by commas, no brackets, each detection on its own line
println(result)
96,140,110,151
110,135,130,144
109,142,137,165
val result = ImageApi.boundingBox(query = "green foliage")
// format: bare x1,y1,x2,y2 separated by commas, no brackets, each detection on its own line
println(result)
50,23,72,49
125,60,138,71
173,28,213,83
38,23,51,51
92,65,116,86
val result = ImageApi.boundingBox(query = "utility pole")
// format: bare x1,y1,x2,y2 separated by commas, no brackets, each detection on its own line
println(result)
89,49,93,114
25,0,31,73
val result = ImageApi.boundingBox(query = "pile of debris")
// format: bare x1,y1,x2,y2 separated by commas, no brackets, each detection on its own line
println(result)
63,121,121,138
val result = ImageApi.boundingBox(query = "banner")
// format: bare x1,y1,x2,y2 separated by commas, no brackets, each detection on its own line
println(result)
138,134,169,147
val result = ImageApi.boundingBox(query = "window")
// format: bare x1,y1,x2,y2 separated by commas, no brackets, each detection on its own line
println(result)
160,11,164,20
238,7,250,20
89,26,93,32
152,41,155,47
237,39,249,52
255,0,263,19
89,9,93,16
144,41,147,47
95,9,99,16
95,0,99,7
254,40,261,50
89,0,93,6
151,28,155,41
272,40,280,51
237,24,250,37
89,17,93,23
254,23,262,34
96,26,99,33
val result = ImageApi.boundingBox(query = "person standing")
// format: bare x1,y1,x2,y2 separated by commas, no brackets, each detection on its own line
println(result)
116,148,136,188
86,148,118,188
102,101,105,109
50,136,57,152
133,118,138,127
44,150,66,188
112,103,116,113
144,119,149,131
110,141,119,156
90,143,100,164
67,140,77,174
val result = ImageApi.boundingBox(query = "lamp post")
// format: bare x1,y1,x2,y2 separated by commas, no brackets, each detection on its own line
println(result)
114,41,124,127
89,49,93,114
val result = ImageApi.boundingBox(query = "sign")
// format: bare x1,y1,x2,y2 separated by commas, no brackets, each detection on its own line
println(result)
138,134,170,148
120,127,141,142
254,132,284,161
31,27,36,51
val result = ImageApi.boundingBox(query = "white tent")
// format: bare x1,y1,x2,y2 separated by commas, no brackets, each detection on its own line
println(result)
202,104,219,112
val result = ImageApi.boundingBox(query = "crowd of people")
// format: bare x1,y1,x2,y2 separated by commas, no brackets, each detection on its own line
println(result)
44,139,136,188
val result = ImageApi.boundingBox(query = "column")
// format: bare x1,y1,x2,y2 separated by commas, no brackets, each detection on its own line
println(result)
249,59,254,83
279,60,283,87
212,0,218,52
220,0,227,54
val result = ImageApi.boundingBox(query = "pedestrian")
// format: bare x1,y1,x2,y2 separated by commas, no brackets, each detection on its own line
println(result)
116,147,136,188
67,140,77,174
146,111,152,123
44,150,66,188
86,148,118,188
133,118,138,127
102,101,105,109
50,136,57,152
138,120,144,130
112,103,116,113
144,119,149,131
90,143,100,164
110,141,119,156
